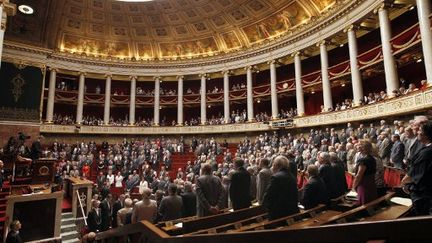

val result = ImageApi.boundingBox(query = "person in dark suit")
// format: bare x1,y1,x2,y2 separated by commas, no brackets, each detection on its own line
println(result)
195,163,224,217
159,184,183,221
96,172,106,189
302,165,329,209
6,220,22,243
30,136,43,161
401,121,432,215
318,152,339,199
263,155,299,220
111,194,125,228
100,194,113,231
390,134,405,169
230,158,251,210
87,200,101,233
181,181,197,217
256,158,272,204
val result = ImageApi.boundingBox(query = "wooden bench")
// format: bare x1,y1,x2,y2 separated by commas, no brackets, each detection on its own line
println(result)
186,212,269,235
231,204,330,232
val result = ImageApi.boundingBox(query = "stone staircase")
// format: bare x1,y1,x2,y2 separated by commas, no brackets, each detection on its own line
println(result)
60,212,80,243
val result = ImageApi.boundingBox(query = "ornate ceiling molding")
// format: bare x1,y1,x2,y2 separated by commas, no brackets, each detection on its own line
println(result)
3,0,381,76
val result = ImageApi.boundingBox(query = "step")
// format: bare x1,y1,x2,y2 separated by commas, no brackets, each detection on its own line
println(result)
62,212,74,219
61,217,76,226
61,224,77,233
61,230,80,241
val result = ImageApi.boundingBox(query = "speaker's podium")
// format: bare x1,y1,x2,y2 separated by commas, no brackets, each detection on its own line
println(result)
3,158,63,242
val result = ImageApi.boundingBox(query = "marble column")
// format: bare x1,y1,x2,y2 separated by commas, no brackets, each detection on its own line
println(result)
154,76,161,126
294,52,305,116
269,60,279,119
0,6,5,69
76,72,85,124
129,76,137,125
223,70,230,124
377,4,399,96
319,41,333,111
103,74,112,125
46,68,57,123
346,25,364,106
246,66,254,121
177,75,184,125
416,0,432,84
200,74,207,125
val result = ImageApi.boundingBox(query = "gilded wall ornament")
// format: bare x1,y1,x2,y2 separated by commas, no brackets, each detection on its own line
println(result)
11,73,26,102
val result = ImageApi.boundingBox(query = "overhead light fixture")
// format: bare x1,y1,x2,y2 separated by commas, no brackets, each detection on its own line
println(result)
417,58,423,63
18,5,34,15
409,6,415,11
257,100,261,103
339,44,344,47
341,83,346,87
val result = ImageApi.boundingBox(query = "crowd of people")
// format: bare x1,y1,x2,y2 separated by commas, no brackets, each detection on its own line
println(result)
7,113,432,237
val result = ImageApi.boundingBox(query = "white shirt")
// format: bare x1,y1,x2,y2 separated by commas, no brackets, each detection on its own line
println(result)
115,175,124,188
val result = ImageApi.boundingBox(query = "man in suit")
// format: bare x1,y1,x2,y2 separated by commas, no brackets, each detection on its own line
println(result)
390,134,405,169
30,136,43,161
195,163,224,217
229,159,251,210
96,172,106,189
378,132,392,165
112,194,125,228
181,181,197,217
87,200,101,233
256,158,272,204
117,198,133,227
302,165,329,209
318,152,339,199
159,184,183,221
263,155,299,220
100,194,113,231
6,220,22,243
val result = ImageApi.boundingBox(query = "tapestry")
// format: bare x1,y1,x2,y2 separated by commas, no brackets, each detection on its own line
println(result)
0,62,43,121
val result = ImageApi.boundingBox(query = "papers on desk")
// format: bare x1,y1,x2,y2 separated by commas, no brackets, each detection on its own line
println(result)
390,197,412,207
346,190,358,199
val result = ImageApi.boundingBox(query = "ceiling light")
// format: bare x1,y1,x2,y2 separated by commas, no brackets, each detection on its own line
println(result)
311,91,315,94
257,100,261,103
409,6,415,11
341,83,346,87
417,58,423,63
339,44,344,47
18,5,34,15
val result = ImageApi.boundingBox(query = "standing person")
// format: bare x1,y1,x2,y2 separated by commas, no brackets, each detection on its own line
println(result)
302,165,329,209
114,171,123,188
87,200,101,233
100,194,113,231
138,177,149,195
117,198,133,227
181,181,197,217
6,220,22,243
112,194,125,228
352,140,377,205
229,159,251,210
195,163,224,217
263,155,299,220
0,160,4,192
159,184,183,221
131,188,158,223
256,158,272,205
401,121,432,215
390,134,405,169
30,136,43,161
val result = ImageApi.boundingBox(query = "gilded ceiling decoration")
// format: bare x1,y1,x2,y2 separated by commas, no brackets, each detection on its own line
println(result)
6,0,337,60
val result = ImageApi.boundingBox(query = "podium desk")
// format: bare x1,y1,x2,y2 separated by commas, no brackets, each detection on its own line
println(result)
67,177,93,219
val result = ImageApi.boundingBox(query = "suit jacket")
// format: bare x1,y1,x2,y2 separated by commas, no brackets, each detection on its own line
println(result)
319,162,339,199
390,140,405,168
181,192,197,217
112,199,123,228
378,138,392,160
256,168,272,204
195,174,224,217
131,200,157,223
159,195,183,221
117,207,133,227
87,208,101,233
302,176,330,209
6,231,22,243
230,167,251,210
30,141,42,160
100,199,112,231
263,168,299,220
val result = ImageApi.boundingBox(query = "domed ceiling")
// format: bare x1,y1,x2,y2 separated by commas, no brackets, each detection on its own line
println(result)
6,0,337,60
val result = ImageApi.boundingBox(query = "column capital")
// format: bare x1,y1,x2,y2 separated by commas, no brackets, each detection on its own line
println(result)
153,76,162,81
199,73,208,78
78,72,86,77
176,75,184,80
48,67,58,72
373,2,392,14
316,40,328,47
291,51,304,58
129,75,137,81
267,59,276,65
104,73,113,78
244,65,253,71
343,24,360,33
222,70,231,76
